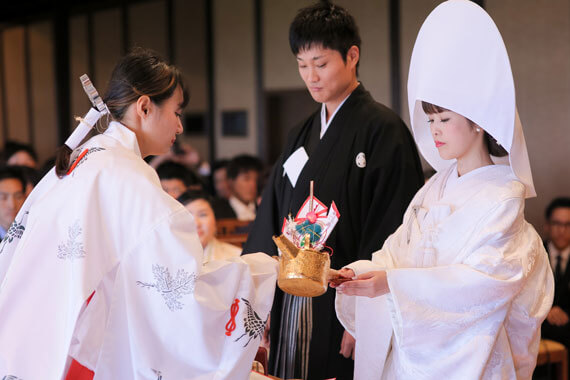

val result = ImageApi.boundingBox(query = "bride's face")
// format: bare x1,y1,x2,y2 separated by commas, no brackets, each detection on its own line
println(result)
427,110,482,161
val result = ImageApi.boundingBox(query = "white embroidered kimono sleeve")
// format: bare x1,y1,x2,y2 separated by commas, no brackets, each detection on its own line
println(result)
78,209,277,380
336,194,553,380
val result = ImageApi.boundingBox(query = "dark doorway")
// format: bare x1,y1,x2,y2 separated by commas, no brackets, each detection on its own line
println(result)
265,89,317,165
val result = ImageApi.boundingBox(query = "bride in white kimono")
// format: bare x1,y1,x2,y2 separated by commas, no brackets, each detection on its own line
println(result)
333,1,554,379
0,48,277,380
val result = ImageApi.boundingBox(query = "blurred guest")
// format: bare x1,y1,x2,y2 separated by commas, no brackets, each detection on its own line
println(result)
542,197,570,352
3,141,38,169
0,166,26,239
226,155,263,221
13,166,40,197
149,140,210,175
178,189,241,264
156,160,203,199
212,159,231,200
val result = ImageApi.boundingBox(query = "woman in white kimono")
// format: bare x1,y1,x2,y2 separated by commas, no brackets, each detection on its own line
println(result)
333,1,554,379
0,48,277,380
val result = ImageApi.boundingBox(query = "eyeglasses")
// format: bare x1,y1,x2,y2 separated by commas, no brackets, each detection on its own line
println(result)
550,221,570,229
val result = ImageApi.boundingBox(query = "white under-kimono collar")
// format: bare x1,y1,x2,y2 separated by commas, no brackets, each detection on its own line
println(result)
407,0,536,198
103,121,143,157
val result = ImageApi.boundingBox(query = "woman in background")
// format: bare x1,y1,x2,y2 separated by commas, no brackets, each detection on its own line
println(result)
178,189,242,264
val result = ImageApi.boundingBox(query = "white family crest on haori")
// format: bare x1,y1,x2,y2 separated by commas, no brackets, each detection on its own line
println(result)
136,264,197,311
355,152,366,168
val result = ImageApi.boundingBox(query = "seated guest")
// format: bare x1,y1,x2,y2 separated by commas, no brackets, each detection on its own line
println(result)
14,165,40,197
542,197,570,353
226,155,263,221
3,141,38,169
178,189,241,264
0,166,26,239
212,159,231,200
155,160,203,199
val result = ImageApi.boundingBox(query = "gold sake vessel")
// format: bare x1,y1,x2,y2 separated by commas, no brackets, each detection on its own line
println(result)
273,234,331,297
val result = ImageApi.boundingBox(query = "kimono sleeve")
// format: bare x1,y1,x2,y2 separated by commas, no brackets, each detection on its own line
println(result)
384,197,552,378
91,209,278,380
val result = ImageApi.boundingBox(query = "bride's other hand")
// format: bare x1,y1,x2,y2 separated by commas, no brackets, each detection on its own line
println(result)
336,270,389,297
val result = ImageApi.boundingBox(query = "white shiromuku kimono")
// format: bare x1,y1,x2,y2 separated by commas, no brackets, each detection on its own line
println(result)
0,121,278,380
336,163,554,379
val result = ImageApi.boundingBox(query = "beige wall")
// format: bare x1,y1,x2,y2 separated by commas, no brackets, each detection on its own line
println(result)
2,27,29,144
174,0,209,161
28,21,58,161
129,0,167,57
487,0,570,229
69,15,91,128
93,8,122,93
213,0,257,159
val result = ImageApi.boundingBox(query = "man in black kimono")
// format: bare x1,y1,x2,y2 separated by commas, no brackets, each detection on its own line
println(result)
243,3,423,379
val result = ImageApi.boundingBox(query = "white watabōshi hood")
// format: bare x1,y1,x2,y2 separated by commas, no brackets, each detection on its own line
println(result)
407,0,536,197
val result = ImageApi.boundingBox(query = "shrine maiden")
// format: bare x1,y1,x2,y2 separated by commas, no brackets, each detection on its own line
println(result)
334,1,554,379
0,48,277,380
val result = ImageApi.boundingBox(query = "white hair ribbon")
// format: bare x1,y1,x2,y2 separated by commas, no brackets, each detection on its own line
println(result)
64,74,109,150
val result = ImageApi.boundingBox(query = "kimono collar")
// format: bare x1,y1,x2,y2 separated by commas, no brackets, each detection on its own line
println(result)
407,0,536,198
103,121,143,158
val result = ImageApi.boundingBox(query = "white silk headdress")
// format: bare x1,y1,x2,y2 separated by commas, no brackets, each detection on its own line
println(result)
407,0,536,198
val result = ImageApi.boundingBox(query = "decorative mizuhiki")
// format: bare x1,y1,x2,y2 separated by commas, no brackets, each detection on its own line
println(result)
273,181,340,297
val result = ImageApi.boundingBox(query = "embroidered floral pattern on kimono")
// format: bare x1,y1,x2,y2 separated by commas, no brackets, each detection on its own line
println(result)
152,369,163,380
137,264,197,311
235,298,268,347
0,211,28,254
57,221,86,260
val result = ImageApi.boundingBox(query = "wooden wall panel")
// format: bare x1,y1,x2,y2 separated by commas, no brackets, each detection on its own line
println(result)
2,27,29,144
28,21,58,163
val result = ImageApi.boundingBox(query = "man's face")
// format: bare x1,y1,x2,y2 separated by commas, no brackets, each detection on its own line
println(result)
229,170,259,204
296,45,357,106
0,178,25,230
547,207,570,251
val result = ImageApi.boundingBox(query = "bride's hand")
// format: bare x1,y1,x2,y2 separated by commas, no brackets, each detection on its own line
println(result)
329,268,355,288
336,270,389,298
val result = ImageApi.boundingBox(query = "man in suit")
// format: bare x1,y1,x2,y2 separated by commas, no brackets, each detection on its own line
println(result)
542,197,570,350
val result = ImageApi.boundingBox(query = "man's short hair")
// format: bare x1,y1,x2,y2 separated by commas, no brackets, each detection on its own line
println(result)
0,166,26,191
289,2,361,68
3,141,37,162
226,155,263,180
156,161,204,188
545,197,570,220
